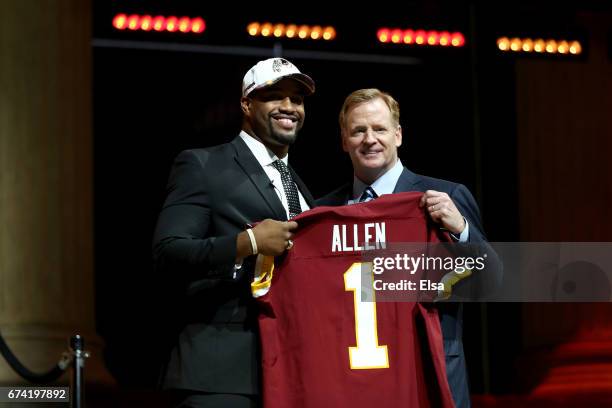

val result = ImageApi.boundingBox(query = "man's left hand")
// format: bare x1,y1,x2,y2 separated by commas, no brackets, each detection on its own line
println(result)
419,190,465,234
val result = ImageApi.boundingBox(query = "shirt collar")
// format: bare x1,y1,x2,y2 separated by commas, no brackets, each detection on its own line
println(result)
352,159,404,200
239,130,288,167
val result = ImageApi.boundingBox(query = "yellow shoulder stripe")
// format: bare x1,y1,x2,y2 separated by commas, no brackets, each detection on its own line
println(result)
251,255,275,297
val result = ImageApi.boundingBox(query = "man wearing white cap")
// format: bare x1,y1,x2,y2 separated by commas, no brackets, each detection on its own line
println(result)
153,58,316,407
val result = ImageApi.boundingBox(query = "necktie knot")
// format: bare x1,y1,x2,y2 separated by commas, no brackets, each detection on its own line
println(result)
359,187,377,203
271,159,289,175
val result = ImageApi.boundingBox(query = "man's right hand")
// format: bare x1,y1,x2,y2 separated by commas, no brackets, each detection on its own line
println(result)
236,219,298,261
252,219,298,256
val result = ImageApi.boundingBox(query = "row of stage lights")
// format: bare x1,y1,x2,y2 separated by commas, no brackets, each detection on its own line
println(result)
112,14,205,33
247,22,336,41
377,28,465,47
110,14,584,57
497,37,582,54
111,14,462,47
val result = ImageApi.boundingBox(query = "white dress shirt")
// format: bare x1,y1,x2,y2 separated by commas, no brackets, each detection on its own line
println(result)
239,131,309,218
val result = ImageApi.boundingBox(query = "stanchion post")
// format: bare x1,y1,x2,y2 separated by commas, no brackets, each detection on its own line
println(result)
70,335,85,408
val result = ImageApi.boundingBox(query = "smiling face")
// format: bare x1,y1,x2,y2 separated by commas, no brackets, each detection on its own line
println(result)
342,97,402,185
241,78,306,158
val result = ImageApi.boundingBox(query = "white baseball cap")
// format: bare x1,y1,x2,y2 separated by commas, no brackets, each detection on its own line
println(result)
242,58,315,97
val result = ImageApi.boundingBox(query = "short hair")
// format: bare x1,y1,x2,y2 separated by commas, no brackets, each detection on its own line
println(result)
338,88,400,132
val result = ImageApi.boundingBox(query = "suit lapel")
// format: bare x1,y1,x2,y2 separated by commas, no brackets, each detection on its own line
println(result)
393,167,424,193
288,165,315,209
231,137,288,221
324,182,352,205
338,183,352,205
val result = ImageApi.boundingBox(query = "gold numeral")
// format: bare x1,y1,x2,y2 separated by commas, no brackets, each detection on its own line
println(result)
343,263,389,369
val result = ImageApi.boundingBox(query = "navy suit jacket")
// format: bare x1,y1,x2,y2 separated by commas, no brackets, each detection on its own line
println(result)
317,167,502,408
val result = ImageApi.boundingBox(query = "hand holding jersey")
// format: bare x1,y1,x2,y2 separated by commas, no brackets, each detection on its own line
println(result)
237,219,298,261
420,190,467,235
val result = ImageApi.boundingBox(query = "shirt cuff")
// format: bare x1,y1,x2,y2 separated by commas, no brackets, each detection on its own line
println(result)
450,217,469,243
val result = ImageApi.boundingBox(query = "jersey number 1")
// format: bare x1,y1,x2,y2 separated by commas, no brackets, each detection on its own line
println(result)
344,263,389,369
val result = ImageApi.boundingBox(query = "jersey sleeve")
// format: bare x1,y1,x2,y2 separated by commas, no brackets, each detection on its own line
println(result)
251,254,275,298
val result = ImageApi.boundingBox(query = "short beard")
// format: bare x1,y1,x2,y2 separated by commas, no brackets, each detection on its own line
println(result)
268,120,301,146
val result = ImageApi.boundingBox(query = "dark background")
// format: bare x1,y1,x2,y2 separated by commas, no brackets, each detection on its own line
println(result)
91,0,612,396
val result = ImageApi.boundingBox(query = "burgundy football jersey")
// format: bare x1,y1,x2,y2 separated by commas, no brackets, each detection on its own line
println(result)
252,192,456,408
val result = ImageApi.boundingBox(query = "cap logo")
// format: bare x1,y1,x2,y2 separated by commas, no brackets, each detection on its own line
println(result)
272,58,291,73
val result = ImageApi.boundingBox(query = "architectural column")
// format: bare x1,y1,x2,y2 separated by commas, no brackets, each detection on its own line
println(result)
0,0,111,385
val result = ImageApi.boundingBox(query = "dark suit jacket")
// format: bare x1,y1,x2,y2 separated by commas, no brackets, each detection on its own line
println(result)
153,136,315,394
317,167,502,408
